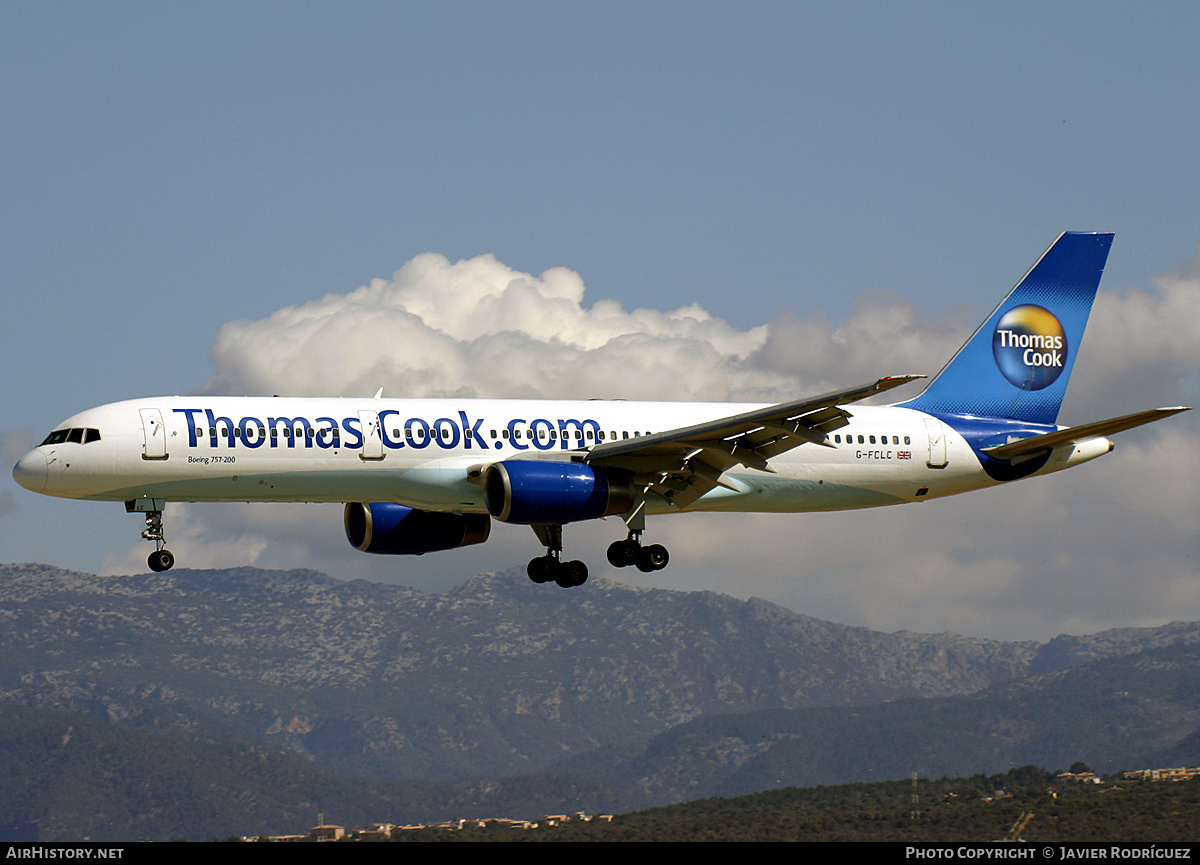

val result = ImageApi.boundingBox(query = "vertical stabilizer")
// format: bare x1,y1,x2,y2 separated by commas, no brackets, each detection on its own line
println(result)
899,232,1113,425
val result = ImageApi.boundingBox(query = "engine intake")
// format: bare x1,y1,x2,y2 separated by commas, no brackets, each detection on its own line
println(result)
483,460,635,524
344,502,490,555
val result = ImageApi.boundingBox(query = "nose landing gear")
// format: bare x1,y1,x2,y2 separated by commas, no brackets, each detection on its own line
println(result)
126,499,175,572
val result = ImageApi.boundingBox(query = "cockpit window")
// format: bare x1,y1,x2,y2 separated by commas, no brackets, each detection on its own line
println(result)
40,428,102,446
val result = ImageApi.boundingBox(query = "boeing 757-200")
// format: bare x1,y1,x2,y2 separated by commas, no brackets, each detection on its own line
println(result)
12,233,1189,588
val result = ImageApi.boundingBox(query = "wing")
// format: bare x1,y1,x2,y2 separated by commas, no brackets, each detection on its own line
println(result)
981,406,1191,459
585,375,925,509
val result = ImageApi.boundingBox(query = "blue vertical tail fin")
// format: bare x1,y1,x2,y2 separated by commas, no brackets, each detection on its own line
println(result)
899,232,1113,425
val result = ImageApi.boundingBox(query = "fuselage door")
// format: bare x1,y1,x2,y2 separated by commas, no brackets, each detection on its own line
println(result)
139,408,169,460
358,410,385,460
924,417,948,468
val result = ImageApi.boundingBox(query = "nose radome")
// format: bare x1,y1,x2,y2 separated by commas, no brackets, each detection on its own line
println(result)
12,450,47,494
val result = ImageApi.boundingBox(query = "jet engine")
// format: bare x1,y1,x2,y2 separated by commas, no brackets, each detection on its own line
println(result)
344,502,490,555
482,460,636,525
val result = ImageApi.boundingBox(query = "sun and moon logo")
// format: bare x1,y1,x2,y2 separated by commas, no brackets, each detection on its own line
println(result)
991,304,1067,391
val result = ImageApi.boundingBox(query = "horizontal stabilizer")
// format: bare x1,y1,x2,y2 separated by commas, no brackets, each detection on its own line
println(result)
981,407,1191,459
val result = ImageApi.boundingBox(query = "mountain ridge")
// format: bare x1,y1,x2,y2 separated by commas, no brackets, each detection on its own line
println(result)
4,562,1200,838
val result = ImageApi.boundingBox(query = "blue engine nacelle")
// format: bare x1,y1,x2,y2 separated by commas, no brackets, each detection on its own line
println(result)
483,460,636,525
344,502,491,555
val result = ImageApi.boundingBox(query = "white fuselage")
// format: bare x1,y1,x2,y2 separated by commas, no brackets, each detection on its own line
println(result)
14,396,1111,515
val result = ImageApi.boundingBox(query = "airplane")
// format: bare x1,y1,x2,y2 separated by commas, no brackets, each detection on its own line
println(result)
11,232,1190,588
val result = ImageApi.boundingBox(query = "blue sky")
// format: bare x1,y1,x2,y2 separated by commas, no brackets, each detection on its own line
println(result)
3,2,1198,640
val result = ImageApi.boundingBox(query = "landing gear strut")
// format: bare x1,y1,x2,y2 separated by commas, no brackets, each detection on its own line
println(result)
126,498,175,572
527,524,588,588
607,532,669,573
608,499,669,573
521,497,670,587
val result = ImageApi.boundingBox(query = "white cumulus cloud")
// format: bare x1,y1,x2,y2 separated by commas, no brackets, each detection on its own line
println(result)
205,253,789,402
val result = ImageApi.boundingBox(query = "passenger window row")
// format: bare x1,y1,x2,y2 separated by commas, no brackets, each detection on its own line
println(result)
197,426,654,445
833,433,912,446
202,427,333,440
487,429,650,443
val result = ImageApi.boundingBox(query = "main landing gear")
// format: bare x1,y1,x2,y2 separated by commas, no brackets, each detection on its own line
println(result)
606,532,669,573
126,498,175,572
527,524,588,588
525,523,670,589
606,500,669,573
527,554,589,589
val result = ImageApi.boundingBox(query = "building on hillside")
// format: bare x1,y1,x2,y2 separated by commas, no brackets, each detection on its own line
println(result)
1122,767,1200,782
311,824,345,841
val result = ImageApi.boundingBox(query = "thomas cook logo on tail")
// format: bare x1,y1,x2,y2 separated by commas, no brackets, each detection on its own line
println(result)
992,304,1067,391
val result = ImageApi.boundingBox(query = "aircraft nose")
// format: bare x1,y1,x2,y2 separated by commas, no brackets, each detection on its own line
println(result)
12,450,47,494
